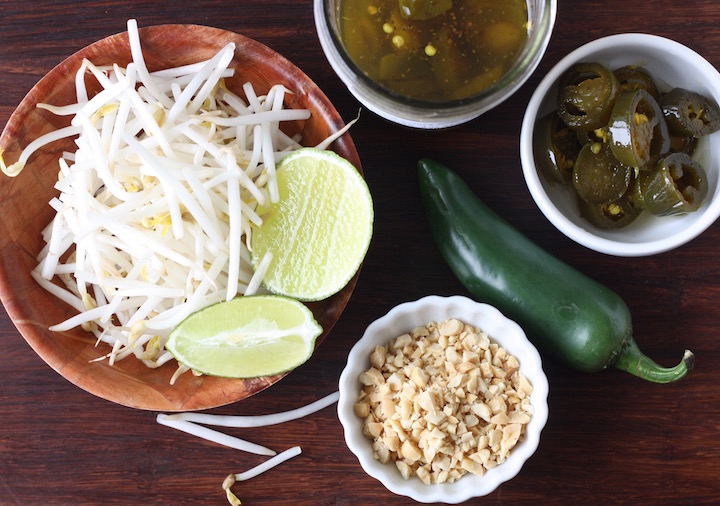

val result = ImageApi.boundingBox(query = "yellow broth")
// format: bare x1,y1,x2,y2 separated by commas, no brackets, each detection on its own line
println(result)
339,0,529,103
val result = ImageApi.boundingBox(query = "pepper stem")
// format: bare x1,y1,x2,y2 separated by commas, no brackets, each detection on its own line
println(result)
613,337,694,383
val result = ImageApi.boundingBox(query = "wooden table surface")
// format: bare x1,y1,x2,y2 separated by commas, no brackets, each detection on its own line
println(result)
2,1,720,505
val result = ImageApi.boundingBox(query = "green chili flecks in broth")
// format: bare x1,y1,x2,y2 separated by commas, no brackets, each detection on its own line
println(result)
339,0,529,102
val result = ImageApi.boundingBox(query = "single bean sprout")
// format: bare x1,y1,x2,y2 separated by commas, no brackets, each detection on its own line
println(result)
223,446,302,505
155,414,276,456
162,390,339,428
3,19,350,381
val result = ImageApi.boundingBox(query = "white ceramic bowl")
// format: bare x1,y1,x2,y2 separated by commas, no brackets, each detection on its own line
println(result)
315,0,556,129
337,295,549,504
520,33,720,256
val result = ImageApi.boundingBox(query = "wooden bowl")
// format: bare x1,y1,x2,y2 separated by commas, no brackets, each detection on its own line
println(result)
0,24,362,411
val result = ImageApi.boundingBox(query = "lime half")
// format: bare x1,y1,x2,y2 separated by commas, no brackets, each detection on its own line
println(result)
251,148,373,301
166,295,322,378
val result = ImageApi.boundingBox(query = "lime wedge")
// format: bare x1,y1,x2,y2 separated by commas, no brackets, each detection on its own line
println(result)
251,148,373,301
166,295,322,378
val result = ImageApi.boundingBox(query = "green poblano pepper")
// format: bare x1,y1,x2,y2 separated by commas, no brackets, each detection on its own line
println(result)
418,157,693,383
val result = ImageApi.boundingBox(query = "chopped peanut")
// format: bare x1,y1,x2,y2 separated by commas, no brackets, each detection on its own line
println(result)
370,345,387,369
356,319,533,485
354,401,370,418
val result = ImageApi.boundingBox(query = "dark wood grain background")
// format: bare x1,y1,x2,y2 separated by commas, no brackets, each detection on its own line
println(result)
2,1,720,504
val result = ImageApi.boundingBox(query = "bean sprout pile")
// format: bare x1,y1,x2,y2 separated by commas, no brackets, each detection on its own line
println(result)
2,19,351,382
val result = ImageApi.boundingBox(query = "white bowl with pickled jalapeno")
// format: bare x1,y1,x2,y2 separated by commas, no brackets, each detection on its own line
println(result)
315,0,556,128
520,33,720,256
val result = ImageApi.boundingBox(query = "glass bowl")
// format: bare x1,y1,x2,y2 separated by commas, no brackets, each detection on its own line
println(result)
314,0,557,129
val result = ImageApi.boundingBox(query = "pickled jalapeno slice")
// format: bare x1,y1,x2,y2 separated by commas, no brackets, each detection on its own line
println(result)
642,153,708,215
660,88,720,138
614,65,660,100
534,112,582,184
573,142,632,204
578,192,643,229
608,89,670,169
557,62,619,132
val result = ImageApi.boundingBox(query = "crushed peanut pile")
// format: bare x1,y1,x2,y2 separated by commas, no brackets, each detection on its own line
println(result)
354,318,533,485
